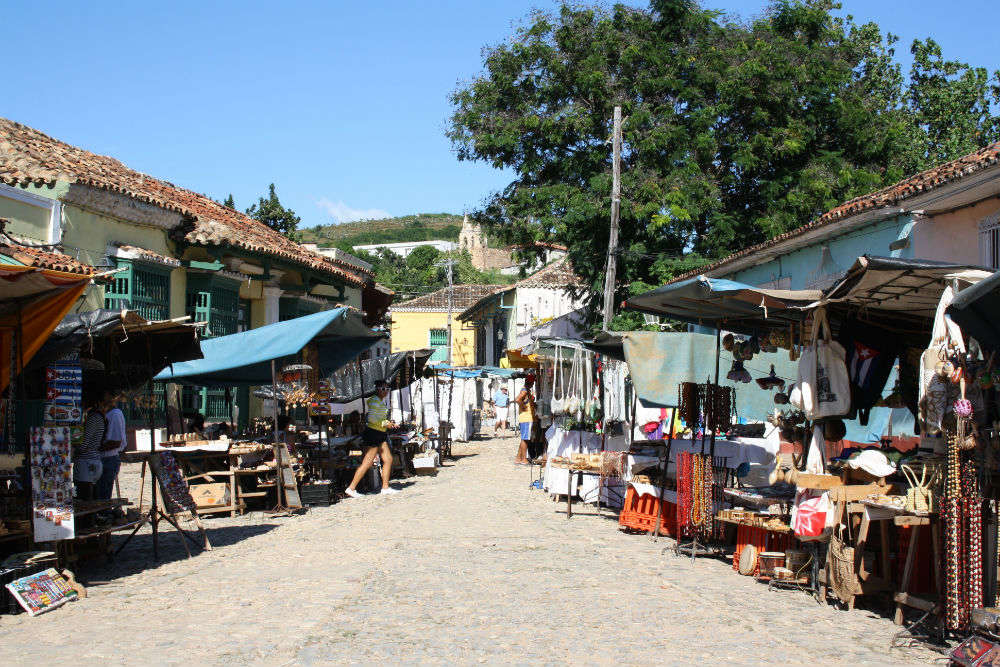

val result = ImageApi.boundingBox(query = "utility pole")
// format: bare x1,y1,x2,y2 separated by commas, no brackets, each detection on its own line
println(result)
435,258,457,365
602,106,622,331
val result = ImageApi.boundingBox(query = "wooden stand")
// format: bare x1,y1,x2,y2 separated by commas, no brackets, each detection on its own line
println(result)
118,452,211,561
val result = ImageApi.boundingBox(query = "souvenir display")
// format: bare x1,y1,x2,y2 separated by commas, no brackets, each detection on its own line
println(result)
29,426,74,541
4,567,78,616
43,356,83,424
149,452,198,515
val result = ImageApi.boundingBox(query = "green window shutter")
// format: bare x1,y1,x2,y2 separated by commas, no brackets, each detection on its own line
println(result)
428,328,448,362
104,259,171,321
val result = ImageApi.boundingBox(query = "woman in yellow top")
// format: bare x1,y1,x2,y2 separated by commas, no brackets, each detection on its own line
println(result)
345,380,398,497
514,374,536,464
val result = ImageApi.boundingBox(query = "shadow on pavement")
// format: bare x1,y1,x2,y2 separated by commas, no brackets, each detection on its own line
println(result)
80,523,280,584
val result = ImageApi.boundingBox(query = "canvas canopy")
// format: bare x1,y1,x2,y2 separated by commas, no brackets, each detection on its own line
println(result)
818,256,990,322
26,309,202,390
326,349,433,403
0,264,93,391
947,270,1000,353
622,331,797,418
155,308,381,386
624,275,819,332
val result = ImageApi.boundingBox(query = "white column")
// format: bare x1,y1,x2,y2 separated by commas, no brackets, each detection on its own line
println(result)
263,286,283,324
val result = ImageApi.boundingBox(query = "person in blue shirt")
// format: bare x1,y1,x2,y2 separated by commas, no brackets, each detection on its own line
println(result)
492,386,509,435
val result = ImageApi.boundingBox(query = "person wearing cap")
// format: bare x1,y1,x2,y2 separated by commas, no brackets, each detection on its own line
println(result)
493,386,510,435
514,375,536,464
345,380,398,497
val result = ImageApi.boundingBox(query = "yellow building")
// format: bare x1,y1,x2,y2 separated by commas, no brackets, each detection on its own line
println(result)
391,284,505,366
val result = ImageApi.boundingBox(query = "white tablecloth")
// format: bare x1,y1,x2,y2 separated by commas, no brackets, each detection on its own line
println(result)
543,427,627,507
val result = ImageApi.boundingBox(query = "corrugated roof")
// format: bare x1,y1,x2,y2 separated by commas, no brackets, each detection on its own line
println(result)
392,284,507,311
669,140,1000,284
0,118,370,286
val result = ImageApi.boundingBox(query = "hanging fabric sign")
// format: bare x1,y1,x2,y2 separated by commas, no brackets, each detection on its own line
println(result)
30,425,75,541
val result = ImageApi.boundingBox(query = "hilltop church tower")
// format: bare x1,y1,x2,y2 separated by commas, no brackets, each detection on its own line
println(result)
459,214,485,252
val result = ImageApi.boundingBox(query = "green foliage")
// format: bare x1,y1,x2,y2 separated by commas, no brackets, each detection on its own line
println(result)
448,0,1000,327
246,184,301,240
405,245,442,272
298,213,464,247
223,194,236,210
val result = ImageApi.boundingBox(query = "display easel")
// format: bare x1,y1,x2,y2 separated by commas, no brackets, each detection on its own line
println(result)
117,380,211,560
675,329,724,559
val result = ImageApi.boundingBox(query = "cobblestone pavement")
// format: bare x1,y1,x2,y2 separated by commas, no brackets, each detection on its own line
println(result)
0,435,941,665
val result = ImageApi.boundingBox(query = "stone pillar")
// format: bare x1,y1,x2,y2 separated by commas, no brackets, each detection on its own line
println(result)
263,286,283,325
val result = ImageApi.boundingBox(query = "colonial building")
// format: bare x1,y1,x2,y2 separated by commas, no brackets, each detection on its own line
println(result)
458,257,587,366
671,141,1000,289
390,284,506,366
0,118,391,424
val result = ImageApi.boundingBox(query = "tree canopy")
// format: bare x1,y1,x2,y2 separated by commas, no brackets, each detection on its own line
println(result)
449,0,1000,323
246,183,301,239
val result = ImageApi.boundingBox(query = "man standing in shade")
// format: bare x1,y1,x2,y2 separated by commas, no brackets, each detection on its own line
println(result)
97,391,126,504
493,386,509,436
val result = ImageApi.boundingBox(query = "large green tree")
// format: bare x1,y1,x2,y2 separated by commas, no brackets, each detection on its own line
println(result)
246,183,301,239
448,0,1000,322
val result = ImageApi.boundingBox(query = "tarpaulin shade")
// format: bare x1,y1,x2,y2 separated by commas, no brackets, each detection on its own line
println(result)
26,309,202,391
622,331,797,417
154,308,382,386
947,269,1000,352
624,276,818,332
0,265,92,391
821,256,991,321
501,348,539,369
584,332,625,361
512,308,589,349
327,349,432,402
429,365,520,379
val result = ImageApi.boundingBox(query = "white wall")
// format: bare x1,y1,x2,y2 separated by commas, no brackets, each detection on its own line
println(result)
352,240,457,258
512,287,587,342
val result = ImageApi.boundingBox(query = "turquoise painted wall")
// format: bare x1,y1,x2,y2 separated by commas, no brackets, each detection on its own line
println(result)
728,214,914,289
717,213,918,443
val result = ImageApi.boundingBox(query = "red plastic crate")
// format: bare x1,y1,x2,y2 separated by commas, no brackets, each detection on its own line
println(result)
732,524,792,575
618,486,677,536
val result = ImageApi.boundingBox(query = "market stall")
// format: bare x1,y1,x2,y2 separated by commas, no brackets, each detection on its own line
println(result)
153,308,384,513
0,262,95,562
620,255,1000,641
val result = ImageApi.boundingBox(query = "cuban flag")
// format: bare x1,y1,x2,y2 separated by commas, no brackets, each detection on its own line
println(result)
849,342,880,390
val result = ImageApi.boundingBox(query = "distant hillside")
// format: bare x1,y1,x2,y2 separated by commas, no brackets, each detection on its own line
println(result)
299,213,463,247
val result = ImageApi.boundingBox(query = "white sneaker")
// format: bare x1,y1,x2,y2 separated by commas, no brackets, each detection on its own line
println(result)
379,487,399,495
344,488,362,498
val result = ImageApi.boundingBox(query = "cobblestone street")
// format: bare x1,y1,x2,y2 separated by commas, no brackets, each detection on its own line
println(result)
0,435,940,665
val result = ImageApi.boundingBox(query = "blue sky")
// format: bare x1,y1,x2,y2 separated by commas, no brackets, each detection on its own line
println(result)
4,1,998,228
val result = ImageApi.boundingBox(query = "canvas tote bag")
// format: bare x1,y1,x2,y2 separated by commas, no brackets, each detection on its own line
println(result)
798,308,850,419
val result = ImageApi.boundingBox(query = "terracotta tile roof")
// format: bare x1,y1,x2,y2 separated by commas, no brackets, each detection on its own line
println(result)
513,257,583,288
0,238,95,276
669,140,1000,284
112,243,181,268
391,284,507,311
0,118,370,286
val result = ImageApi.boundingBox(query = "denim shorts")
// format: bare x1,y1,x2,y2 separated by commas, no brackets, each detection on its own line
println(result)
519,422,532,440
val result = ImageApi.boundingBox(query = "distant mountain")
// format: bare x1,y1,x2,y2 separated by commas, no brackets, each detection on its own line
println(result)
299,213,463,248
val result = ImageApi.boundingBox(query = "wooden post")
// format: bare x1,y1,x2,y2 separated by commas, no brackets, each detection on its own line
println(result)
271,359,285,510
602,105,622,331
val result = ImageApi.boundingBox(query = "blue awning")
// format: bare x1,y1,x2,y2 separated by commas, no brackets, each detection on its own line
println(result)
154,308,382,386
624,275,819,332
431,365,519,379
